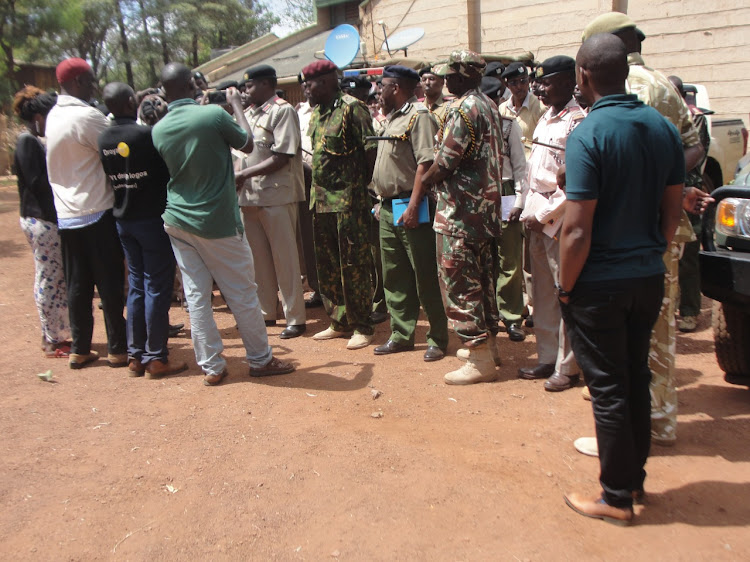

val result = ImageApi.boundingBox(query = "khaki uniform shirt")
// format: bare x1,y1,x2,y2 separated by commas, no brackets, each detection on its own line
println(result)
372,97,438,198
527,98,585,195
426,96,452,129
237,95,305,206
500,92,545,159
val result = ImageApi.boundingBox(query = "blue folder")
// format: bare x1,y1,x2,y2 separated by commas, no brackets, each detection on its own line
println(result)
392,197,430,226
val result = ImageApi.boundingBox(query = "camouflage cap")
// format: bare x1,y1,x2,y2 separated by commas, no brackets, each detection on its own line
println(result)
582,12,637,41
436,50,486,77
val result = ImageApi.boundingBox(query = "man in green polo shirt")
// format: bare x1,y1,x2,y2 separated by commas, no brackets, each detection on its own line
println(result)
152,63,294,386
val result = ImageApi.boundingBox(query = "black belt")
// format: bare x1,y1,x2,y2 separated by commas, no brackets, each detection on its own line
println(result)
381,191,413,204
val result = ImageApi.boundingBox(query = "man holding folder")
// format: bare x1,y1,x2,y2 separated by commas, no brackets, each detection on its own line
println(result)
370,65,448,361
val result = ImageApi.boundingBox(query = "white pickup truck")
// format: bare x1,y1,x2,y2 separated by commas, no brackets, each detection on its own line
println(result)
684,84,748,191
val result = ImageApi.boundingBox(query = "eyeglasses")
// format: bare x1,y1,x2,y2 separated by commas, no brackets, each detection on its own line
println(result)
506,77,528,87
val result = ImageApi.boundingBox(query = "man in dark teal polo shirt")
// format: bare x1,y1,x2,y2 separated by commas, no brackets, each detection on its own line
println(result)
555,34,684,525
152,63,295,386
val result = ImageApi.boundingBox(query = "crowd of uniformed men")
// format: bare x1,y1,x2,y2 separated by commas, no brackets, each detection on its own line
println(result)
15,11,714,526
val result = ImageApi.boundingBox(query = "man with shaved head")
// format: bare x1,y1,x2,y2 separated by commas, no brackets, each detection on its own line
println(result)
152,63,295,386
98,82,186,379
556,33,685,525
45,58,127,369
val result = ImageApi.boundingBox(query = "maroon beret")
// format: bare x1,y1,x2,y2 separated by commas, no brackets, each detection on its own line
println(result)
300,60,338,82
56,58,92,84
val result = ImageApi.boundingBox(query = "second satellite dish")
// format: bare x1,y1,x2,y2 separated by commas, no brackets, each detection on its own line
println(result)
381,27,425,56
324,24,360,68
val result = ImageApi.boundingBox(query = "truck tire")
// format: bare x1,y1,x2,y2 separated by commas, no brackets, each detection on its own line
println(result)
712,300,750,385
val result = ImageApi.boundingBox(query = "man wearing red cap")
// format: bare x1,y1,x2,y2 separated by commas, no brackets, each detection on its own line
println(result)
45,57,128,370
301,60,378,350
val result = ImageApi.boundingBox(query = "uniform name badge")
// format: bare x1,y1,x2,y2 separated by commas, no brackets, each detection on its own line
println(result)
392,197,430,226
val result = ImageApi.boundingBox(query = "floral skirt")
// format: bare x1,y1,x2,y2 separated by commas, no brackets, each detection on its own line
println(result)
19,217,70,344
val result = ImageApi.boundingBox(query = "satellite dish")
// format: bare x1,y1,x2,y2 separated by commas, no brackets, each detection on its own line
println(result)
324,24,360,69
381,27,424,56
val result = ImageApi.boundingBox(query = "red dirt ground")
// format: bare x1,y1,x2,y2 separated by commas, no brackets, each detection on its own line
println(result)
1,184,749,560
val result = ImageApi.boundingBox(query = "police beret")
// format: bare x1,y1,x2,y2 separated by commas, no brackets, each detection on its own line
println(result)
501,62,528,80
480,76,502,98
56,58,92,84
243,64,276,83
635,27,646,41
582,12,637,41
484,61,505,78
535,55,576,79
300,60,338,82
383,65,419,81
216,79,239,90
341,76,370,90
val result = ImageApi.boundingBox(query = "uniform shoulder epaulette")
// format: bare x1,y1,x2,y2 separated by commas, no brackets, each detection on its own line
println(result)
413,101,428,113
449,97,465,109
274,97,290,106
340,93,361,106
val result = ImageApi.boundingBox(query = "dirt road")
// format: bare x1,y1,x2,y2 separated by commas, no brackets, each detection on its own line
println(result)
1,184,748,560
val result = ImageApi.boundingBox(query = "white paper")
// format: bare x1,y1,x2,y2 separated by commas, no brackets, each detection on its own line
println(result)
501,195,516,221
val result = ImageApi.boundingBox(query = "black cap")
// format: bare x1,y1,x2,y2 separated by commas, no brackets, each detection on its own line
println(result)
535,55,576,79
193,71,206,81
484,61,505,78
341,76,370,90
243,64,276,83
216,79,239,90
480,76,502,98
383,65,419,81
501,62,528,80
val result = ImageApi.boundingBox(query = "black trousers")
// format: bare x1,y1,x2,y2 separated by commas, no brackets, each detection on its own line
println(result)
59,211,127,355
560,274,664,508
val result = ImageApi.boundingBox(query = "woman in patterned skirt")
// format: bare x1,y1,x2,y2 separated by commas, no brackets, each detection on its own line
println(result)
13,86,71,357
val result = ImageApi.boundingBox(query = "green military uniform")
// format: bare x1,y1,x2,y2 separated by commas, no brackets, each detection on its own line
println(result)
433,76,504,346
309,91,377,335
627,52,701,443
371,96,448,349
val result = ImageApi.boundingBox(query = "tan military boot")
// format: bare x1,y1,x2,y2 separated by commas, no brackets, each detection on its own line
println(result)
456,335,501,366
445,343,498,385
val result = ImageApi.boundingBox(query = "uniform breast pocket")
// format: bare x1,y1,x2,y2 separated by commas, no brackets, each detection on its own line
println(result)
323,132,347,155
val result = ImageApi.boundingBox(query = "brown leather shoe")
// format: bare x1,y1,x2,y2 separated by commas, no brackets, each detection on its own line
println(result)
564,493,633,526
146,359,188,379
203,369,228,386
423,346,445,362
248,357,295,377
128,359,145,377
518,363,554,380
544,371,580,391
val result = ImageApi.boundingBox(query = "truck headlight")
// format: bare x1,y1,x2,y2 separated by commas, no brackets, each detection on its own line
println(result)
716,198,750,238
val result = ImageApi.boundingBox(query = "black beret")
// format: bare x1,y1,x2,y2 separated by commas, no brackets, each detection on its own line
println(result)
193,71,206,81
535,55,576,79
383,65,419,81
243,64,276,83
418,65,441,78
341,76,370,90
480,76,502,98
216,79,239,90
484,61,505,77
501,62,528,80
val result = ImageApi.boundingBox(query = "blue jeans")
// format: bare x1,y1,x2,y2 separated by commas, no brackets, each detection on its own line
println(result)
165,225,272,375
116,217,175,364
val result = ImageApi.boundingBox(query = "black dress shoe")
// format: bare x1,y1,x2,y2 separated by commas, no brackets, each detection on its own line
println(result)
374,339,414,355
423,346,445,362
304,292,323,308
168,323,184,338
507,323,525,342
524,314,534,328
518,363,555,380
264,319,277,327
544,372,580,391
369,310,389,325
279,324,306,339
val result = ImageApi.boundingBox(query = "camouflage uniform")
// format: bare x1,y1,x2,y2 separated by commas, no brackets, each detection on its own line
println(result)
628,53,700,442
433,54,504,347
309,91,377,335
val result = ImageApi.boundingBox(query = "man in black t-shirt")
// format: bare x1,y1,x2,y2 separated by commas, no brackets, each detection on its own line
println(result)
98,82,187,379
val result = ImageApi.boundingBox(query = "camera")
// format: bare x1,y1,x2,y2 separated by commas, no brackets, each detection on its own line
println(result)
206,90,227,104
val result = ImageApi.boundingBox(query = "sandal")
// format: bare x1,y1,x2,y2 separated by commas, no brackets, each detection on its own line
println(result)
45,345,71,358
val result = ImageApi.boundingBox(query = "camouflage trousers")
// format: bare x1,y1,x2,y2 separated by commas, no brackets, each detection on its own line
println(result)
436,233,500,347
313,210,374,335
649,239,683,442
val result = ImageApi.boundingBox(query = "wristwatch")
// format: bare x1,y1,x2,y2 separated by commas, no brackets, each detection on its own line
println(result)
554,282,571,298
